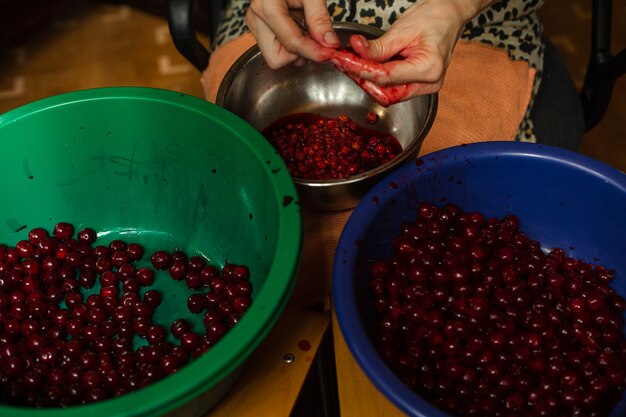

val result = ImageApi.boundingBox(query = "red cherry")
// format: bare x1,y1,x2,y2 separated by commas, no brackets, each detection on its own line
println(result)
136,267,155,286
368,205,626,416
28,227,49,245
168,260,187,281
77,228,97,244
150,250,171,270
263,113,401,180
187,294,207,314
126,243,144,261
170,319,191,339
0,223,255,407
53,222,75,239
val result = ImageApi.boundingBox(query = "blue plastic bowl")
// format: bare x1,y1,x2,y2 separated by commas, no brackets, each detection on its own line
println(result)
333,141,626,417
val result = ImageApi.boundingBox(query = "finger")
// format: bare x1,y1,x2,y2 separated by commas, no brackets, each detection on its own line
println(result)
360,80,439,106
252,15,300,69
258,0,334,62
349,34,399,62
332,48,444,86
331,49,390,82
301,0,339,48
340,69,439,106
293,57,308,67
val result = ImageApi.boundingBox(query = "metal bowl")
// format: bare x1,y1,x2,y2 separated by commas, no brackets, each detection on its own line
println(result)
216,22,438,211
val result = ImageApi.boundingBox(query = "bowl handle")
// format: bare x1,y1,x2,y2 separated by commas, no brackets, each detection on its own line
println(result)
166,0,211,72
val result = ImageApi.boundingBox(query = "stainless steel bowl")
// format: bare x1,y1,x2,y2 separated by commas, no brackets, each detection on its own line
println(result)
216,22,438,211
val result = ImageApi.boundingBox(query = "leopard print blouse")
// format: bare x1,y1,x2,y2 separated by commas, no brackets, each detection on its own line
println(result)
213,0,545,142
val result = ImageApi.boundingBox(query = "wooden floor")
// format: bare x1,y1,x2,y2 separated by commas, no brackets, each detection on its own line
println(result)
0,1,207,107
1,0,624,173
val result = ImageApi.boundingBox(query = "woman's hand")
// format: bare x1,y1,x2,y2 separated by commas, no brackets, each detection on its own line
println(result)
331,0,494,105
244,0,340,69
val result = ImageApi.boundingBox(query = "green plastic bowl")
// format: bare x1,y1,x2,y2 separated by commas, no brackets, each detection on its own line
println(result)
0,87,302,416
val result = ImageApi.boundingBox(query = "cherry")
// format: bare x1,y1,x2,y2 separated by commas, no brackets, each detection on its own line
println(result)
147,325,167,345
77,228,97,244
126,243,144,261
133,317,151,336
133,302,153,318
143,290,162,309
170,318,191,339
200,265,220,285
27,227,49,245
110,251,130,268
232,296,251,312
262,113,402,180
6,248,21,263
136,267,155,286
122,278,140,294
160,355,180,375
168,260,187,281
232,281,253,297
108,239,126,252
53,222,74,239
180,332,202,351
150,250,171,270
185,271,203,290
0,224,255,408
188,256,206,271
16,240,36,258
368,204,626,417
117,264,135,280
119,292,139,308
205,321,226,340
21,259,41,275
187,294,207,314
366,111,380,124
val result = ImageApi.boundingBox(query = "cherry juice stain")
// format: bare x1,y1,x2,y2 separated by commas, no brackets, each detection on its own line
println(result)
282,196,294,207
330,47,411,106
297,339,312,352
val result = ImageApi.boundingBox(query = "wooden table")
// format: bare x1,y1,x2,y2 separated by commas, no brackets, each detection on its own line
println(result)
332,312,406,417
206,305,330,416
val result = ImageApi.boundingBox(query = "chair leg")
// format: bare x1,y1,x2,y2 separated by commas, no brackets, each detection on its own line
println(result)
313,326,340,417
208,0,224,39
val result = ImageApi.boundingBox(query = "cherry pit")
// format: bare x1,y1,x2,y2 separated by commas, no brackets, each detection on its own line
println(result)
370,203,626,417
0,222,253,407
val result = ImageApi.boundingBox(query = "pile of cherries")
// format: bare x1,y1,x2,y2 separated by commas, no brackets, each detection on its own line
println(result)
263,113,402,180
0,223,253,407
369,203,626,416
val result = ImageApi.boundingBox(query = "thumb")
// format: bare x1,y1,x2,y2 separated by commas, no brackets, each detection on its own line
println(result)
349,34,398,62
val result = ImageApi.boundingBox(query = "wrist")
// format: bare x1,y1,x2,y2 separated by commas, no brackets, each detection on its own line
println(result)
449,0,497,23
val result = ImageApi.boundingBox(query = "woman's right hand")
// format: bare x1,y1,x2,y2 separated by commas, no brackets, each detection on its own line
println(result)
330,0,494,105
244,0,340,69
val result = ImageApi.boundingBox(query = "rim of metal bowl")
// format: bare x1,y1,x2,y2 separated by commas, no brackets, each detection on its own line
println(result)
215,22,439,187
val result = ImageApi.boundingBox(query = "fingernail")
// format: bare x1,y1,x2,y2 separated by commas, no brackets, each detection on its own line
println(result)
359,35,370,48
324,31,339,46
